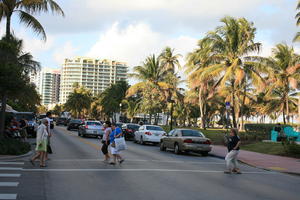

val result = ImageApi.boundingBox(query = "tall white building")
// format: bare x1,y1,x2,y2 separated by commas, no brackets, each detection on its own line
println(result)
60,57,128,104
30,68,61,107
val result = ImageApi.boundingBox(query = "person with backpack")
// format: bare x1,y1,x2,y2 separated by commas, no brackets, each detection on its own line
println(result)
224,128,242,174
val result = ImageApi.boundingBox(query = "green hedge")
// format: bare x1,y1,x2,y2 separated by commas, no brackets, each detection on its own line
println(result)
244,124,290,139
0,139,31,155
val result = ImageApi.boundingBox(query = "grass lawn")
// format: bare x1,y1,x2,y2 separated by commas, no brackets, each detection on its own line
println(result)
241,142,285,155
241,142,300,158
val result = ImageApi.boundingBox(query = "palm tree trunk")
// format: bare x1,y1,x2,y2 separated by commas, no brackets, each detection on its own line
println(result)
0,93,7,138
198,87,206,129
282,104,286,124
231,83,237,128
6,14,12,38
286,98,290,123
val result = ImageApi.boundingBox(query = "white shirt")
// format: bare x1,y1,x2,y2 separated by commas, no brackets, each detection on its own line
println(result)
46,117,52,135
36,124,48,143
103,127,112,141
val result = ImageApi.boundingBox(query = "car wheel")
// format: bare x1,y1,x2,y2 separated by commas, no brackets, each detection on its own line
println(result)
174,143,181,155
67,127,70,131
201,151,208,157
78,131,81,137
160,142,166,151
140,136,145,145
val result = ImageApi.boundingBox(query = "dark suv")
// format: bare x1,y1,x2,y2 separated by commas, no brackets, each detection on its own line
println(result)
122,123,140,140
67,119,83,130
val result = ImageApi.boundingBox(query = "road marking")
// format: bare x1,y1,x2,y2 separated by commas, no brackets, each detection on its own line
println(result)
0,174,21,178
0,162,24,165
268,167,287,171
0,182,19,187
0,168,22,171
42,159,225,165
21,168,275,174
0,194,17,200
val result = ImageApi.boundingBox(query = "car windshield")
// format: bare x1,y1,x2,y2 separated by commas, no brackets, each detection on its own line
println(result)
128,125,140,130
87,122,101,126
146,126,163,131
181,130,203,137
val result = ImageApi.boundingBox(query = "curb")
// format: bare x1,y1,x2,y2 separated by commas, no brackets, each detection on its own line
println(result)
0,150,34,161
209,153,300,176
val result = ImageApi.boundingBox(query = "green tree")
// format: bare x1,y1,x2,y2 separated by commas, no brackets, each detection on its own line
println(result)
64,84,93,118
0,0,64,40
248,44,300,124
159,46,181,73
197,16,262,128
98,81,129,120
0,36,40,136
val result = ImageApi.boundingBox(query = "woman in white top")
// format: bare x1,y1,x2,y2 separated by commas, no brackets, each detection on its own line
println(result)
101,121,112,162
30,119,49,167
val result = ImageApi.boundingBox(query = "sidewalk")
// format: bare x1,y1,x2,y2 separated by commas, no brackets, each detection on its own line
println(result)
210,145,300,175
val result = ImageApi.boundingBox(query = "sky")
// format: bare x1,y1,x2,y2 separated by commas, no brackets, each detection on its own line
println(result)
1,0,299,82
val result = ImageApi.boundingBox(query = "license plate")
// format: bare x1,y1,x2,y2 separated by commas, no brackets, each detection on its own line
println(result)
155,133,160,136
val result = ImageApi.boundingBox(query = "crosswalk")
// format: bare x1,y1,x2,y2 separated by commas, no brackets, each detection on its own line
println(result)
0,162,23,200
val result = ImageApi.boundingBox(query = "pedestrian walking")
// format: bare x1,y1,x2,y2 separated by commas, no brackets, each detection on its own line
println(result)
45,112,53,160
109,122,125,165
101,121,111,162
30,118,49,167
19,117,28,142
224,128,242,174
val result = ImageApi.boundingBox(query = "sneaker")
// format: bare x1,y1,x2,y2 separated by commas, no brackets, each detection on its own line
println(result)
232,168,242,174
109,162,116,165
119,159,125,164
29,159,35,166
224,170,232,174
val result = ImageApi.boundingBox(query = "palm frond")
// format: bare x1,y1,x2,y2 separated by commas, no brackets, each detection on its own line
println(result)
17,10,46,40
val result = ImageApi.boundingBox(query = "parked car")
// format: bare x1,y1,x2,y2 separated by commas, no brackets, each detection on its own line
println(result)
116,122,123,128
160,129,212,156
56,117,68,126
67,119,83,130
78,121,104,138
134,125,166,144
122,123,140,140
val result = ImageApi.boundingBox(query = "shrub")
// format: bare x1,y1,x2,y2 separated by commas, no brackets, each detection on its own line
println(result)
0,138,31,155
282,141,300,158
244,124,290,140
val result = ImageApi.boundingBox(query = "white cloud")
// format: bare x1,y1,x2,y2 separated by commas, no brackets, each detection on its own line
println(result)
86,22,197,68
53,42,79,65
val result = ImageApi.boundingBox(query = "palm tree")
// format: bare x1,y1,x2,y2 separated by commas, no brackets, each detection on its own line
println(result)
186,39,220,128
197,17,263,128
122,99,140,122
0,0,64,40
159,47,182,73
248,44,300,124
64,85,93,118
0,36,40,135
294,0,300,42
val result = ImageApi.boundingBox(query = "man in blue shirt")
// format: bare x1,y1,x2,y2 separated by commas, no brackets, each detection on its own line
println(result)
109,122,125,165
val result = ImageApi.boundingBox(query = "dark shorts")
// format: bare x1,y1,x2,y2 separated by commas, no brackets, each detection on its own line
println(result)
101,140,110,155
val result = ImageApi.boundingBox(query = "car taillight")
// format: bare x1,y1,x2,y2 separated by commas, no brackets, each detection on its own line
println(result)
204,140,211,145
184,139,193,143
145,132,152,135
85,125,89,129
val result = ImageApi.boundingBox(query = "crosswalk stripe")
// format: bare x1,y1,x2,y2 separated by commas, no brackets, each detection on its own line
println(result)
0,194,17,199
0,168,22,171
0,174,21,178
0,162,24,165
0,182,19,187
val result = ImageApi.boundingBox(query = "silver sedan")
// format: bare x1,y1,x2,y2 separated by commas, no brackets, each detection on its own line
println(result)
78,121,104,138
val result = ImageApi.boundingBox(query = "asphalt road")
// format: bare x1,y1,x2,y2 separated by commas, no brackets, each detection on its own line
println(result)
1,126,300,200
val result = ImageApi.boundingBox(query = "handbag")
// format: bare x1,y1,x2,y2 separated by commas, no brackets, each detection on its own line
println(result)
47,144,53,154
115,137,127,151
111,142,116,148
